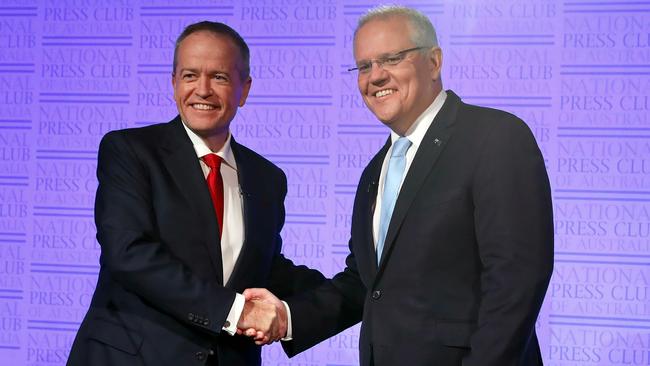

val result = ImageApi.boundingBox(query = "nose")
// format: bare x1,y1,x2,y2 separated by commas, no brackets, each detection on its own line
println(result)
367,62,389,85
195,75,212,98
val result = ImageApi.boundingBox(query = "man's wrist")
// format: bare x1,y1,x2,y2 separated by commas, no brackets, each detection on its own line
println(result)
223,293,245,335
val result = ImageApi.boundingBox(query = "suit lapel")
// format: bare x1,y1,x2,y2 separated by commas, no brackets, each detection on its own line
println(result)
377,92,462,270
365,142,389,276
159,117,224,284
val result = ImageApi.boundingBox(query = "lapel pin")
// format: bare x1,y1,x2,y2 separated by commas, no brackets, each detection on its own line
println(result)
433,138,442,146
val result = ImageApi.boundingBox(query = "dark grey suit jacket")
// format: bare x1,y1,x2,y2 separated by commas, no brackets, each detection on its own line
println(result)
284,90,553,366
68,117,324,366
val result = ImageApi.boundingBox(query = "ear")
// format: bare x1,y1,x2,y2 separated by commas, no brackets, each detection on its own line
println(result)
171,72,178,98
429,47,443,81
239,76,252,107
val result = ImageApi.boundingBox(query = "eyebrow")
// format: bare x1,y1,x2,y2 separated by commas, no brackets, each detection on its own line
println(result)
178,68,230,75
178,67,198,74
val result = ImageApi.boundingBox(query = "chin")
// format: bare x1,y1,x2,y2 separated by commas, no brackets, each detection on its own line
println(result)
188,115,218,126
376,112,398,124
371,105,398,119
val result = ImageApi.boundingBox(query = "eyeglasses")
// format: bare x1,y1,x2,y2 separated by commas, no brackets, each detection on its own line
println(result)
348,46,426,74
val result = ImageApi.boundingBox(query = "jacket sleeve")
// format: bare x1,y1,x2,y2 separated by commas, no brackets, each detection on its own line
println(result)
279,168,370,356
281,246,366,357
267,170,327,299
464,116,554,365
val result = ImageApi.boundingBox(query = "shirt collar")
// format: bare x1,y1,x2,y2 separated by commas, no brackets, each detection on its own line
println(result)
181,121,237,170
390,89,447,149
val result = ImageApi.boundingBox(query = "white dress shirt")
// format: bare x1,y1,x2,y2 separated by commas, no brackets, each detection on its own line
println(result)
372,90,447,247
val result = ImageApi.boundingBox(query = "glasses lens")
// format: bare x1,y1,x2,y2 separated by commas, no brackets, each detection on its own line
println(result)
357,63,371,74
383,54,404,66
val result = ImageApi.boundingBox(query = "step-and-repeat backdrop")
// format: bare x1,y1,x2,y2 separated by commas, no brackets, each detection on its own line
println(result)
1,0,649,365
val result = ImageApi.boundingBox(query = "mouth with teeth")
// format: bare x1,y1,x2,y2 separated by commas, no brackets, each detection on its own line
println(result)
374,89,395,98
191,103,217,110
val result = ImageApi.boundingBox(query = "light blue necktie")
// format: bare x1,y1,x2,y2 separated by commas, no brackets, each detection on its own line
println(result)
377,137,412,263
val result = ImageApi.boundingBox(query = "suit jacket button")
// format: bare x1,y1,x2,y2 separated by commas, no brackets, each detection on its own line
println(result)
372,290,381,299
195,351,205,361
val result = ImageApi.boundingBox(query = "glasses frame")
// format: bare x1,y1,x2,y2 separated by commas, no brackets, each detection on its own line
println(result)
348,46,427,74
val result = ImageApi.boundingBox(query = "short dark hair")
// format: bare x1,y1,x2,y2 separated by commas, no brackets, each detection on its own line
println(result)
173,21,250,79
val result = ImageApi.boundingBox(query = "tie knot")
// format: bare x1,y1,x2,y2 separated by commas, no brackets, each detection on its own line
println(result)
391,137,412,158
202,154,222,169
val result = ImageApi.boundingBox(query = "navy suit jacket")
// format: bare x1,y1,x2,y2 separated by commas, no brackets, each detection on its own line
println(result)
284,91,554,366
68,117,324,366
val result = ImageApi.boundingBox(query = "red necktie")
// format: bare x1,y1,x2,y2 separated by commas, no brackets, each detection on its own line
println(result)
202,154,224,237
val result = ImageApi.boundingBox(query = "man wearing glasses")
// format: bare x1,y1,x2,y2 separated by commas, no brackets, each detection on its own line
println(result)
244,5,553,366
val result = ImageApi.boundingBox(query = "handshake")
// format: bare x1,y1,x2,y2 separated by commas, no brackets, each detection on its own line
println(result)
236,288,286,345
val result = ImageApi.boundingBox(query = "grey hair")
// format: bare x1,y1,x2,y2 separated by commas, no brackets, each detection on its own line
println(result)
355,5,438,48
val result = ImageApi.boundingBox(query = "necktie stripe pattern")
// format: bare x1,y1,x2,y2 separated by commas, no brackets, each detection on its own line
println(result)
377,137,412,264
202,154,224,237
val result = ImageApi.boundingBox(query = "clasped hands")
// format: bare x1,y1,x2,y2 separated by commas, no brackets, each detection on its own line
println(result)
236,288,286,345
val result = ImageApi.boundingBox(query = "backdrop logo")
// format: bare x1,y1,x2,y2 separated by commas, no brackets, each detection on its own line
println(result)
0,2,648,366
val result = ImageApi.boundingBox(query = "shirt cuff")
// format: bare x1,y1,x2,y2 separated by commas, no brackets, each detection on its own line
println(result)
223,293,245,335
281,300,292,341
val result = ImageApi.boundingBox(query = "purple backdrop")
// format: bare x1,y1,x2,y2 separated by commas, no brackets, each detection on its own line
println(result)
0,1,649,365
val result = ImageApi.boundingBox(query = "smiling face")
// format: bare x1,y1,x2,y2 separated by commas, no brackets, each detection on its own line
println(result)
354,16,442,135
172,31,251,149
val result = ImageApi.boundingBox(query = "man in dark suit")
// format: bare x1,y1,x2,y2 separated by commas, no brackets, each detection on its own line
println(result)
245,5,553,366
67,21,324,366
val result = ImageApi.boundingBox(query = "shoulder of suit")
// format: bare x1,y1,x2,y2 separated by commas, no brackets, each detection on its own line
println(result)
101,120,173,148
458,101,530,133
107,120,170,138
233,141,285,176
456,101,538,148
